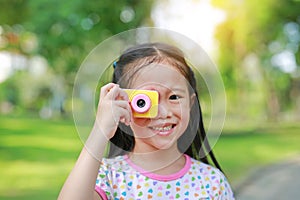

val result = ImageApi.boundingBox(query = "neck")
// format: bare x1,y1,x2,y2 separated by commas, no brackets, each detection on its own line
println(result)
129,144,185,174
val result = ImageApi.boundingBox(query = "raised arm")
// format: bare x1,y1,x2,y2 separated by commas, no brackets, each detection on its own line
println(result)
58,83,131,200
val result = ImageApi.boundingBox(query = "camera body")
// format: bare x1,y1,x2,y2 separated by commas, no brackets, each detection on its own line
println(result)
124,89,158,118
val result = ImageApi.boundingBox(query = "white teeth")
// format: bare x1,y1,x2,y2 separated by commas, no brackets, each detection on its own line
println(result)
151,125,172,131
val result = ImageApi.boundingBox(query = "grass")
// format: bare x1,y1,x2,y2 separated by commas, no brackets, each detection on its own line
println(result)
0,115,82,200
0,115,299,199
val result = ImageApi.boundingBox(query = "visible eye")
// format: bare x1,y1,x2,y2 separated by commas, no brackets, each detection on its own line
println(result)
169,94,180,100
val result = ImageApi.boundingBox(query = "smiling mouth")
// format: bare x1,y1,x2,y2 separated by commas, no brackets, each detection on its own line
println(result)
149,124,176,135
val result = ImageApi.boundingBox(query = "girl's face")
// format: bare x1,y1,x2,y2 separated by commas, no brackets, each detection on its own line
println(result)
128,64,194,152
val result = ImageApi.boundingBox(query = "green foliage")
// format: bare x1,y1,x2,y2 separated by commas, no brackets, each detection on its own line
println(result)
212,0,300,120
0,70,57,114
0,0,154,116
0,0,29,25
0,0,154,73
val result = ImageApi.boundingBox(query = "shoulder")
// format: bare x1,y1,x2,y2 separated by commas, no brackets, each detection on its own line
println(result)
189,157,229,188
190,158,223,174
101,155,125,166
189,156,223,175
100,155,130,172
96,155,133,188
188,157,235,199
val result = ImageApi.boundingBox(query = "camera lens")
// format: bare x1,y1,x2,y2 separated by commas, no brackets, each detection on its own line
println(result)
137,99,146,108
131,93,151,113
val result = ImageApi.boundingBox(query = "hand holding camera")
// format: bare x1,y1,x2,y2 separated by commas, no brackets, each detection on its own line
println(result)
94,84,159,138
94,84,132,138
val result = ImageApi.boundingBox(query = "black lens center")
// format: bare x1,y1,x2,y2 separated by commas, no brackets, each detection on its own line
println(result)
137,99,146,108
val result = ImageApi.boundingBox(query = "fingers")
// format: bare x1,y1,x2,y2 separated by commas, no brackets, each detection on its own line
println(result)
115,100,131,111
101,83,129,101
99,83,131,126
100,83,117,99
117,106,131,126
114,100,132,124
117,89,129,101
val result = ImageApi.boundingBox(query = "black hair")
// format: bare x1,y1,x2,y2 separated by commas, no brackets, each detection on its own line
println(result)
108,42,223,172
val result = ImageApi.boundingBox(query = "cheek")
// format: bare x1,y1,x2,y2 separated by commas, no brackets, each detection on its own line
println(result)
130,118,150,130
175,101,191,118
130,118,150,134
181,112,190,127
130,118,152,138
177,104,191,128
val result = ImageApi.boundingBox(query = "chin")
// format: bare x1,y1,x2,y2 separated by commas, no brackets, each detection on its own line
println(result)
152,138,178,150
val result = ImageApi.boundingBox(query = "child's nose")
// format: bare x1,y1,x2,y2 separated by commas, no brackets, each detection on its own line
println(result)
156,102,171,119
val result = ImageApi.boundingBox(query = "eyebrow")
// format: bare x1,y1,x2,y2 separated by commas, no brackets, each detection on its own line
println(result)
171,87,187,93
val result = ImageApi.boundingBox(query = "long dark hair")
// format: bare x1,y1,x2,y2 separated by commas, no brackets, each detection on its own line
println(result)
108,42,223,172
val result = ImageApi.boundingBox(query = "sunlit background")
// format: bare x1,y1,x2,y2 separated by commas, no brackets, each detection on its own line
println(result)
1,0,300,199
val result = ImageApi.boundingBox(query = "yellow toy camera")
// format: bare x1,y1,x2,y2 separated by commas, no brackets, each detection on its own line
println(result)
124,89,158,118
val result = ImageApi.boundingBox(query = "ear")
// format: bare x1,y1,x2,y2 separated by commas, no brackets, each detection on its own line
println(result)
190,93,196,109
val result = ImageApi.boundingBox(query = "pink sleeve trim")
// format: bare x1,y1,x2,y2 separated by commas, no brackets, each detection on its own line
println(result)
95,186,108,200
124,154,191,181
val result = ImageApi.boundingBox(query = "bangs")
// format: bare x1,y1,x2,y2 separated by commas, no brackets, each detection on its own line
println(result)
119,55,190,89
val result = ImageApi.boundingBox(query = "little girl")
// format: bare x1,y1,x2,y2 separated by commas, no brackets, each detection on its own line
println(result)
59,43,235,199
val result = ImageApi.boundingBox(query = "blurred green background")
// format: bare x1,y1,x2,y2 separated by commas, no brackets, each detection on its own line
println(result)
1,0,300,199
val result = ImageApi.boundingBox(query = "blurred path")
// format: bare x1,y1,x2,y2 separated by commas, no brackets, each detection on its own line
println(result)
235,156,300,200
